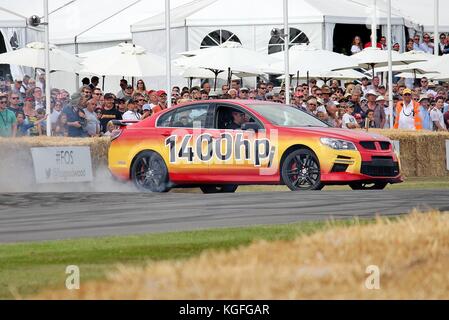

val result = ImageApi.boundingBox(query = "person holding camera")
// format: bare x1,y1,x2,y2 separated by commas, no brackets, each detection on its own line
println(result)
62,94,86,137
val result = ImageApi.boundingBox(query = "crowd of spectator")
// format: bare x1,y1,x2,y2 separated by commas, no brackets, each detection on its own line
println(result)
351,33,449,55
1,69,449,138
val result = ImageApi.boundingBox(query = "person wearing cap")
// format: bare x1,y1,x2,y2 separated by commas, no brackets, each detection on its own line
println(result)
361,90,385,128
141,104,153,120
265,92,274,101
62,94,86,137
151,90,168,114
239,87,249,99
342,103,359,129
418,95,433,131
122,99,142,122
394,88,422,130
99,93,122,133
147,90,159,109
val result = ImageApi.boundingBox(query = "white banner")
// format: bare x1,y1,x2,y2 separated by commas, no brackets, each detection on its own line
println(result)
31,147,93,184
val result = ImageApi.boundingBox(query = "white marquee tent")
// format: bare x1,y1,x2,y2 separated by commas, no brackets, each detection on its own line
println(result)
0,7,43,80
0,0,446,93
131,0,420,58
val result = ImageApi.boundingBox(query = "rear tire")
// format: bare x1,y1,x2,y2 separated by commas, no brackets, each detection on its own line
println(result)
281,149,324,191
131,151,170,192
200,185,238,194
349,182,387,190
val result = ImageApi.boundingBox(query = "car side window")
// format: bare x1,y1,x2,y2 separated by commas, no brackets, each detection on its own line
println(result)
215,105,261,130
157,105,209,128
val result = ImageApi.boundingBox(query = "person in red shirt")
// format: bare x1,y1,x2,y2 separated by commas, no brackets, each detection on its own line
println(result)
151,90,168,114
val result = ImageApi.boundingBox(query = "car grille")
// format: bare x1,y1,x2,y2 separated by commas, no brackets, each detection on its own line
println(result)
359,141,376,150
379,141,391,150
361,157,400,177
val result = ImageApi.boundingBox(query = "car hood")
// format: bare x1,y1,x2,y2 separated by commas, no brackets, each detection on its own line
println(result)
279,127,390,142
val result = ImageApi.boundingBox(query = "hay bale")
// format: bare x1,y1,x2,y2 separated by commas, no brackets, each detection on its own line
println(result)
360,129,449,177
0,137,111,191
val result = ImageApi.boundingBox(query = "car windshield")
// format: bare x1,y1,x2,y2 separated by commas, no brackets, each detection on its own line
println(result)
248,104,329,128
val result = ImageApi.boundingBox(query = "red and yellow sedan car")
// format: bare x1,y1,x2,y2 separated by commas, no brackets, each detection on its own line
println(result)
108,100,402,193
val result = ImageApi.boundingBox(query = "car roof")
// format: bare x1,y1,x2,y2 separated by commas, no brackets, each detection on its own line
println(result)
172,99,274,109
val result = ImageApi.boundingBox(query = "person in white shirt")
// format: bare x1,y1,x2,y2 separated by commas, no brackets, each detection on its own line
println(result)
412,34,423,52
351,36,363,55
342,104,360,129
430,97,448,131
122,99,142,121
419,33,434,54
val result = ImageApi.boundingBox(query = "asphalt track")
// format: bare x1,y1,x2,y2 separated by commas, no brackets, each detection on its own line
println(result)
0,190,448,243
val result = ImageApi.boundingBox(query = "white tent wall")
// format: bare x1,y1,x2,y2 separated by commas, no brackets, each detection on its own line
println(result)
133,27,188,89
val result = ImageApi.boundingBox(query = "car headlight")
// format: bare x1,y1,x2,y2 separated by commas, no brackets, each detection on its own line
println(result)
320,138,357,150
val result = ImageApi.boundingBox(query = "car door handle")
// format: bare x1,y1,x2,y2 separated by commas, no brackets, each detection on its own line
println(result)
160,131,171,137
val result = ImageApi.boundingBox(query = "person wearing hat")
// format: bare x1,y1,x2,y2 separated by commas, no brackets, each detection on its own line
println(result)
239,87,249,99
151,90,168,114
361,90,386,128
122,99,142,122
99,93,122,133
418,95,433,131
141,104,152,120
342,103,360,129
394,88,422,130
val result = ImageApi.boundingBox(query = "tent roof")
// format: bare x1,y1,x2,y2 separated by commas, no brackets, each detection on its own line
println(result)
132,0,409,32
0,0,192,44
390,0,449,32
0,7,27,27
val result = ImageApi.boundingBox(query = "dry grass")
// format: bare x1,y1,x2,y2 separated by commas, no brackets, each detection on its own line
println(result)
37,211,449,300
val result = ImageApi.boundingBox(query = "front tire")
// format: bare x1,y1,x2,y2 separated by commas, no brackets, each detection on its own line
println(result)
131,151,170,192
200,185,238,194
349,182,387,190
281,149,323,191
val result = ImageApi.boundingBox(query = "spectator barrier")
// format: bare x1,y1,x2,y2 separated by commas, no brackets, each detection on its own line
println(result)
0,131,448,191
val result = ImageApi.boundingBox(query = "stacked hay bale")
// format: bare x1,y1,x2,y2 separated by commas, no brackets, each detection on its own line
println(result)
0,137,111,191
362,129,449,178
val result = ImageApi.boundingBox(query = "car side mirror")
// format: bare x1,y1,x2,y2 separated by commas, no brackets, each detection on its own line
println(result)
241,122,261,132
